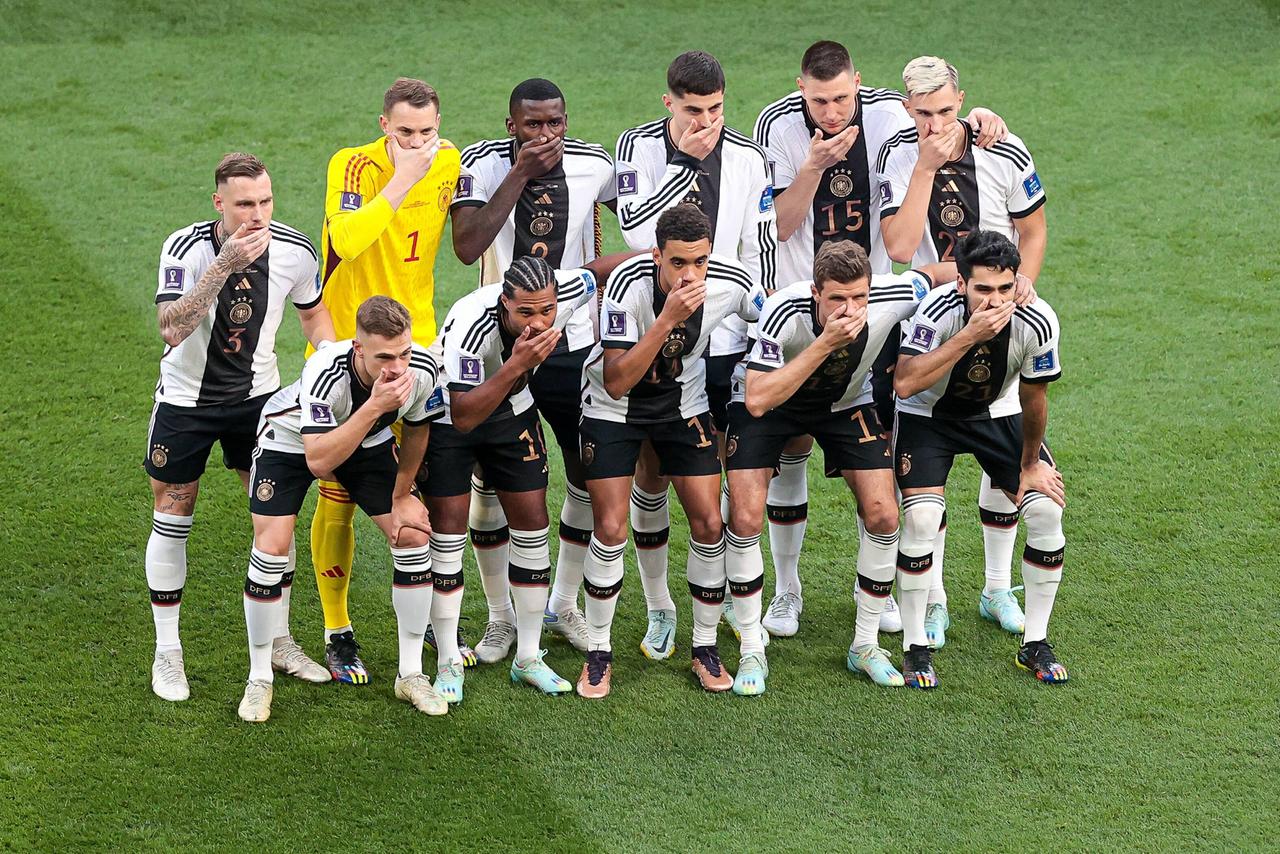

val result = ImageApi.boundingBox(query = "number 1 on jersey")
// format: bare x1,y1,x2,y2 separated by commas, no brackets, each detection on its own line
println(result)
404,230,421,263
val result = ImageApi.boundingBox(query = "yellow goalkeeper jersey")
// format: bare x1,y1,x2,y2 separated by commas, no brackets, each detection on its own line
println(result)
318,136,461,348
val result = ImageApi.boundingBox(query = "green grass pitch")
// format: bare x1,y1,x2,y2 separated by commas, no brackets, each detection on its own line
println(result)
2,1,1278,849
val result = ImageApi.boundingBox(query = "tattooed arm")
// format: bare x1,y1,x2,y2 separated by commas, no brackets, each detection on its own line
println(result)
157,222,269,347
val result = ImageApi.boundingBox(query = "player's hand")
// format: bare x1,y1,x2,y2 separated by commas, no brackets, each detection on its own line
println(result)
388,133,439,185
677,116,723,161
513,134,563,180
917,122,964,173
968,108,1009,149
964,297,1015,342
371,367,414,413
1016,460,1065,507
1014,273,1038,305
217,222,271,272
660,280,706,324
817,303,866,350
390,494,432,546
803,125,860,173
510,326,561,371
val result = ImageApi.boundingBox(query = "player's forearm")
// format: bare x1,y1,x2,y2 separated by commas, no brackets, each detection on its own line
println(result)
585,252,644,291
298,305,336,349
917,262,957,287
774,168,821,241
157,257,233,347
1019,384,1049,470
744,345,830,416
303,405,382,476
603,321,674,399
883,171,934,263
394,423,430,498
328,197,396,261
450,363,528,433
894,332,977,398
452,174,527,264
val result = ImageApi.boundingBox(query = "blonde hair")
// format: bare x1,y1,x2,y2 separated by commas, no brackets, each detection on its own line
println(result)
902,56,959,97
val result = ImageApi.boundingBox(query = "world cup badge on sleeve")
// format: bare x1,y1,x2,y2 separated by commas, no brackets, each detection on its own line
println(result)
163,267,184,291
607,311,626,337
339,192,362,211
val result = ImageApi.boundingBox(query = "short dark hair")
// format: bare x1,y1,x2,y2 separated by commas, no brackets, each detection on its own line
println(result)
956,230,1021,279
655,203,712,249
509,78,564,115
356,295,412,338
502,256,556,299
812,240,871,290
667,51,725,97
383,77,439,114
214,152,267,187
801,40,853,81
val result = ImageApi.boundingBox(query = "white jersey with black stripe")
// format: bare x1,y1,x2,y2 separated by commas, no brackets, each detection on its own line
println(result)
614,120,777,356
896,284,1061,420
436,269,597,425
154,220,322,407
754,87,913,284
452,137,615,352
733,271,933,412
877,122,1046,267
582,254,765,424
257,340,444,455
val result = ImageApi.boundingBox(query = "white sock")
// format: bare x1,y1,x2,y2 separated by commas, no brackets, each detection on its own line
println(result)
766,452,809,597
469,477,514,623
325,624,353,643
926,507,949,607
631,486,675,613
1020,493,1065,643
726,529,765,655
509,527,552,664
687,536,726,647
391,542,433,678
274,535,296,641
720,479,731,525
244,547,288,682
146,511,191,652
550,484,591,614
979,473,1020,593
899,494,944,650
854,526,899,649
583,535,626,652
429,532,467,667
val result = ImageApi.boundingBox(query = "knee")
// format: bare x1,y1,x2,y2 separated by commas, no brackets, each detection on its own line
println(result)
728,505,763,539
152,481,197,517
393,528,429,549
594,514,629,545
688,512,723,545
861,499,900,536
1021,495,1064,541
901,495,945,546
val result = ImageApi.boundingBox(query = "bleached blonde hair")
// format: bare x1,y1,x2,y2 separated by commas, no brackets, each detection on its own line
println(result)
902,56,959,97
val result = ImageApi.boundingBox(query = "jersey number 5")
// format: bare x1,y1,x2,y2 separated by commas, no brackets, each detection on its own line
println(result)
223,327,246,354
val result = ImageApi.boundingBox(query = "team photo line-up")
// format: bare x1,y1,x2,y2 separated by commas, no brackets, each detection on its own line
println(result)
144,41,1066,723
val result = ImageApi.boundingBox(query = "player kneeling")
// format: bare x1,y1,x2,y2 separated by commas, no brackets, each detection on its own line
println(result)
418,257,614,701
893,231,1068,688
728,241,950,690
238,297,447,722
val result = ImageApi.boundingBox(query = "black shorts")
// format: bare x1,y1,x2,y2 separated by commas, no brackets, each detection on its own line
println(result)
724,401,892,477
893,411,1054,494
249,440,398,518
579,413,721,481
144,393,272,484
704,351,746,433
870,325,903,432
530,346,588,450
421,407,549,497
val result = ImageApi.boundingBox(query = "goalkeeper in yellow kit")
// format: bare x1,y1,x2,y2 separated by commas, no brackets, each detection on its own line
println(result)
313,77,468,683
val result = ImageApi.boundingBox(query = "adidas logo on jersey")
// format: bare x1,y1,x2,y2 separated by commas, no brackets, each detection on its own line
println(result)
533,193,553,205
940,180,960,192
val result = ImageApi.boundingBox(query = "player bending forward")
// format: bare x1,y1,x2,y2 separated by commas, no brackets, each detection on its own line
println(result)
728,240,952,691
239,297,446,722
892,231,1068,689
